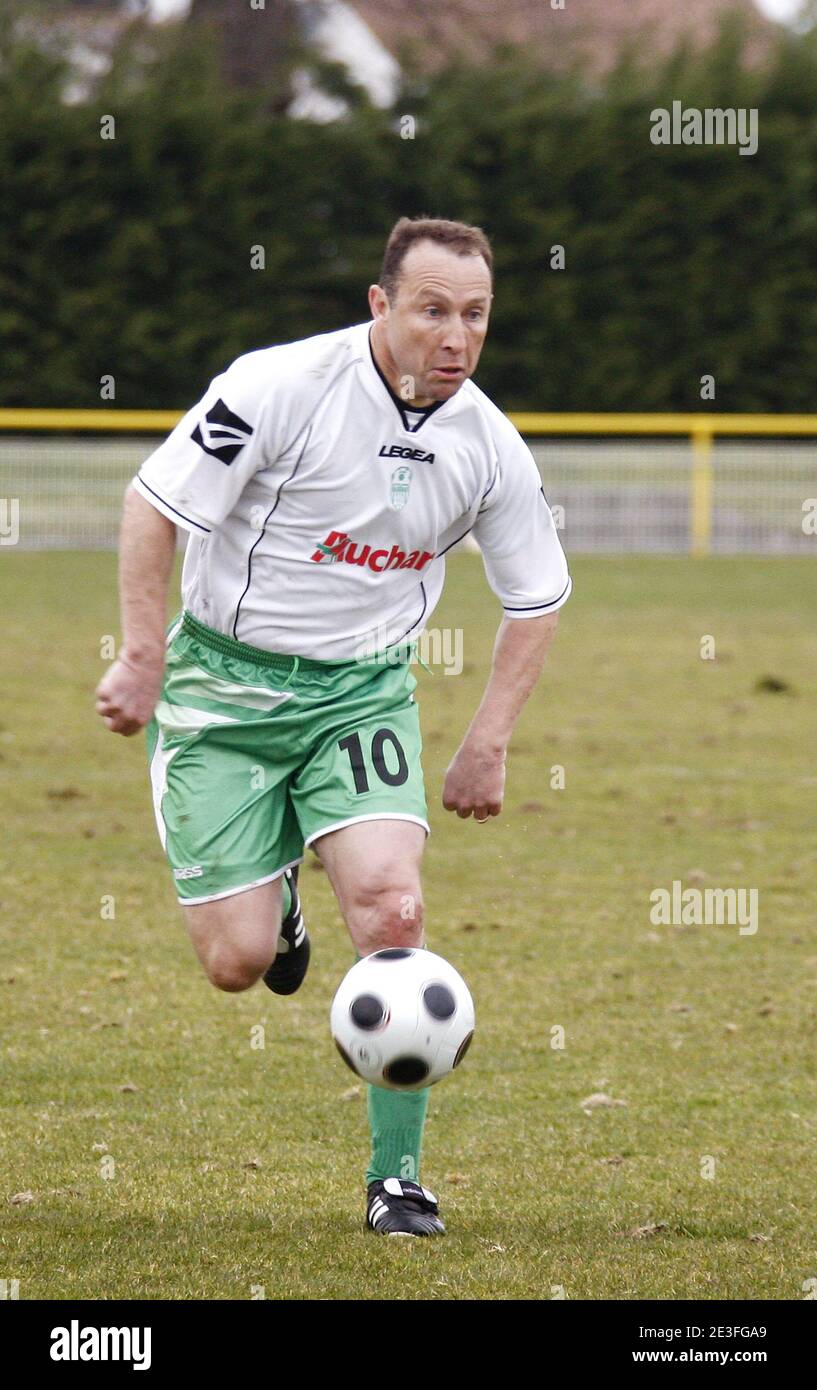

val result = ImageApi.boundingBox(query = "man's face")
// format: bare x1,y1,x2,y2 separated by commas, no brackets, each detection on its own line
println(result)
369,241,493,404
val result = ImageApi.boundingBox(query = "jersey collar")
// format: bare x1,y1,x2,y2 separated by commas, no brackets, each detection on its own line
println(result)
365,324,448,435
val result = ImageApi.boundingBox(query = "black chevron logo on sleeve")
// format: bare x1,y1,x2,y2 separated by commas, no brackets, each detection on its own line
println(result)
191,398,254,465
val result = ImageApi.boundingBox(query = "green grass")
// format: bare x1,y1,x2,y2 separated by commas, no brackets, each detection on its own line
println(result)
1,552,816,1300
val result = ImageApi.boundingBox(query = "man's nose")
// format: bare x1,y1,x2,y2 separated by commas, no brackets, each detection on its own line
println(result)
440,319,467,353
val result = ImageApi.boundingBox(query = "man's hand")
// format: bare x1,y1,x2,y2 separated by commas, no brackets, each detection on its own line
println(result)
96,487,177,736
441,613,560,824
442,738,506,823
95,652,164,736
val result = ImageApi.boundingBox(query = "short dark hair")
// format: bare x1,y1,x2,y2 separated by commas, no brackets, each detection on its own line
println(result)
378,216,493,303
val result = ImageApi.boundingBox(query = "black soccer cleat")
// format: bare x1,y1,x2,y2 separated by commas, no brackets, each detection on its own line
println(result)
366,1178,445,1237
263,866,310,996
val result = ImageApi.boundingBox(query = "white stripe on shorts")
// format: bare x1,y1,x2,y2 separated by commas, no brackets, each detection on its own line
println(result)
176,856,305,907
164,663,297,712
148,728,179,852
304,813,430,848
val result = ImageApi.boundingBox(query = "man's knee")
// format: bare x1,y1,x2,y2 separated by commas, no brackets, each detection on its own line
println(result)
184,883,282,992
204,945,271,993
349,878,424,954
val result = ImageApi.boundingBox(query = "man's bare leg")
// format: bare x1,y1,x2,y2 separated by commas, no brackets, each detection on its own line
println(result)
182,878,284,992
313,819,426,955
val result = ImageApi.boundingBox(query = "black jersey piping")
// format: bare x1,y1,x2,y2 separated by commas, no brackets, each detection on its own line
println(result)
367,328,446,434
503,577,571,613
278,353,362,461
438,459,498,554
436,526,474,559
388,581,429,647
230,347,363,640
231,424,313,639
135,474,211,534
480,466,499,505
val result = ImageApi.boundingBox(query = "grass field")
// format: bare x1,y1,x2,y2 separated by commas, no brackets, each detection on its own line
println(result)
1,551,815,1301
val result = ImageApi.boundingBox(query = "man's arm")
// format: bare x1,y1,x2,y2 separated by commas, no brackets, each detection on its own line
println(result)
95,486,177,736
442,612,559,821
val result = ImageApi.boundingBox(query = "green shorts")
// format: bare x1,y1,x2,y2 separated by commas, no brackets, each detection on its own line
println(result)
146,612,429,904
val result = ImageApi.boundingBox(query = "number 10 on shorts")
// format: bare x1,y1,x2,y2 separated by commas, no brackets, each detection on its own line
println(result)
338,728,409,793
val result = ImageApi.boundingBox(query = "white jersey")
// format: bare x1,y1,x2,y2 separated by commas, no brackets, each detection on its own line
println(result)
133,321,571,660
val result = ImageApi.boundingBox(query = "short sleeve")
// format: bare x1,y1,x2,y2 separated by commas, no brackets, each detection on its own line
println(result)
132,356,275,534
471,433,571,616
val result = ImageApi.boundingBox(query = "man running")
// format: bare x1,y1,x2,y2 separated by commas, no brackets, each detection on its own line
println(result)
95,216,571,1236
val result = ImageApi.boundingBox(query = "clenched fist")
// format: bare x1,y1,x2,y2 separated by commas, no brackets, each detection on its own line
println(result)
442,739,506,822
95,653,164,736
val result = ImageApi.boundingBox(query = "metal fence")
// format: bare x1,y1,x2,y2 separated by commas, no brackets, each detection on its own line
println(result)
1,411,815,553
528,438,816,554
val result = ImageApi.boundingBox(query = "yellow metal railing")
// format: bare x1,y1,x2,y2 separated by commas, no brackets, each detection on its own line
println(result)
9,409,817,435
3,410,817,557
515,414,817,559
0,409,182,432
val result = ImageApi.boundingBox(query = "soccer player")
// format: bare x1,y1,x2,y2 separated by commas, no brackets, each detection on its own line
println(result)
95,217,571,1236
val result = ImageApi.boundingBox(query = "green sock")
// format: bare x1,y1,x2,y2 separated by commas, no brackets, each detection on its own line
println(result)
351,951,431,1185
366,1084,430,1186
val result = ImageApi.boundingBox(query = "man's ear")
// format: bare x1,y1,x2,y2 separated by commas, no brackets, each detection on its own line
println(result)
368,283,389,319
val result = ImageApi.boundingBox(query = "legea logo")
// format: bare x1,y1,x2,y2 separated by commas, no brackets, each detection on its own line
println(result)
311,531,434,573
378,445,435,464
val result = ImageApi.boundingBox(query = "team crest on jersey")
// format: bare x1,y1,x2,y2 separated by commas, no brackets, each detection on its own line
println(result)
390,465,412,511
191,398,254,465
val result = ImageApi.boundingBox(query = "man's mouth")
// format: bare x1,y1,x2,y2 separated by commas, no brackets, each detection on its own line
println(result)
433,366,465,378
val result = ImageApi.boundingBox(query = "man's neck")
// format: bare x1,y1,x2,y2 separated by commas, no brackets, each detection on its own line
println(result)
369,322,435,408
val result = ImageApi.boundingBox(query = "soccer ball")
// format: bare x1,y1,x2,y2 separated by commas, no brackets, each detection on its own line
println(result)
330,947,475,1090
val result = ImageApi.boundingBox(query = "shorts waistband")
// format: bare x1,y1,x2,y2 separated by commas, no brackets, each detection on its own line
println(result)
179,611,413,673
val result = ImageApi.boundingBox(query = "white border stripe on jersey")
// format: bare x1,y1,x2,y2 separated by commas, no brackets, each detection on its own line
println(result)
304,813,430,848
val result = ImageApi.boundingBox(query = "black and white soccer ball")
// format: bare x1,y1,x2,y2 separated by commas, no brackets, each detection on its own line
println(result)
330,948,475,1090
